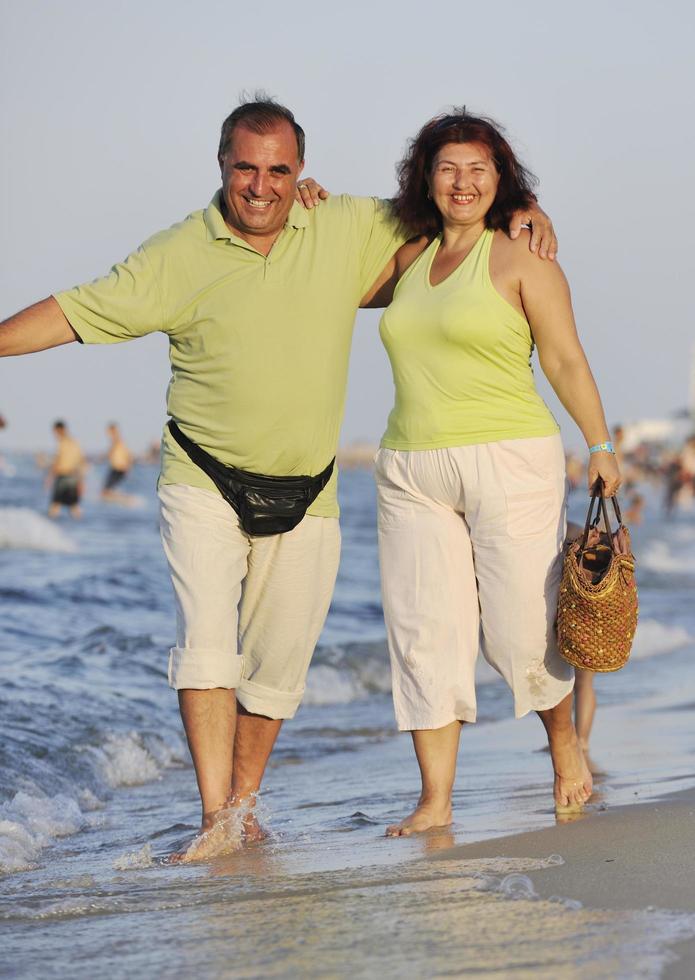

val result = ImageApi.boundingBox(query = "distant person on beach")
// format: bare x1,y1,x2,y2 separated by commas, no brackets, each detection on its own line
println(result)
624,492,644,525
663,452,683,516
361,110,620,832
47,420,85,519
663,436,695,515
564,451,584,492
0,95,558,860
101,422,133,503
678,435,695,507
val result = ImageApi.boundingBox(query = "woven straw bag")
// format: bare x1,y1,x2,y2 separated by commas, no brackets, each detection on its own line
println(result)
557,483,638,672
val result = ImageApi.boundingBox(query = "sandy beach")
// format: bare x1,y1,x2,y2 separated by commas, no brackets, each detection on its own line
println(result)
429,786,695,978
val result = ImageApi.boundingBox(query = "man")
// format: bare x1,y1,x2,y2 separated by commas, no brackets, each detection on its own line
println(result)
47,419,85,519
101,422,133,503
0,97,556,859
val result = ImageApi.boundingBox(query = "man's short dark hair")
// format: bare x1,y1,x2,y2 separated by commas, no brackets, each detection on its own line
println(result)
218,93,305,162
53,419,66,431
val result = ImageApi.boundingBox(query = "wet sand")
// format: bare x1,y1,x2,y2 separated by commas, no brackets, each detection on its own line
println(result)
432,785,695,978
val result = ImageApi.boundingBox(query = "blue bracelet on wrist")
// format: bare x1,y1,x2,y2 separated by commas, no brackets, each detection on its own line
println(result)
588,441,615,454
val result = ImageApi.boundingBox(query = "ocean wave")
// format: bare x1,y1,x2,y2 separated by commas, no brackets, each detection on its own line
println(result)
306,615,693,707
305,638,514,706
631,619,692,660
640,539,695,575
0,729,186,875
79,731,186,790
305,642,392,705
0,508,77,553
0,791,92,874
113,843,154,870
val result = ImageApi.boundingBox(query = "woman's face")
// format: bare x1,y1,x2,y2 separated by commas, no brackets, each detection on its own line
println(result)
429,141,500,229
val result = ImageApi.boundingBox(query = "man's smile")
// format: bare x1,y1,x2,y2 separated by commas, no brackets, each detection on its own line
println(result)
243,197,274,209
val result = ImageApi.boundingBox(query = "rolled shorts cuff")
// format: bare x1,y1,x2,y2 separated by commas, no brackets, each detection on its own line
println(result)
236,678,305,721
168,646,243,691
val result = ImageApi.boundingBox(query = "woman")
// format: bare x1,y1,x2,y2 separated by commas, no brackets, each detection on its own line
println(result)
362,111,620,834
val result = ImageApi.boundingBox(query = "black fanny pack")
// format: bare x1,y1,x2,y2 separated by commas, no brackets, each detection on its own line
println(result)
168,420,334,537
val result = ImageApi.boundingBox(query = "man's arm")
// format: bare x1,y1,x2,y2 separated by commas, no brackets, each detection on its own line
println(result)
360,255,398,309
0,297,78,356
297,172,558,261
360,236,430,309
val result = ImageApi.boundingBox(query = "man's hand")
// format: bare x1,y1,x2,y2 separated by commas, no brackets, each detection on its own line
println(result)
294,178,329,209
509,202,557,260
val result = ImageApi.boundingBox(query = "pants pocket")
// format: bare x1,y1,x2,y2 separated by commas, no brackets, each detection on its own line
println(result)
505,488,562,540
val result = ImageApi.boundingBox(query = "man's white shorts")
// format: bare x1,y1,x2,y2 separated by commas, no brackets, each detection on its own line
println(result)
158,484,340,719
375,435,574,730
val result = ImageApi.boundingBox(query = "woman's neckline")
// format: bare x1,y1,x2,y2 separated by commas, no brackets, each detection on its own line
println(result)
427,227,489,289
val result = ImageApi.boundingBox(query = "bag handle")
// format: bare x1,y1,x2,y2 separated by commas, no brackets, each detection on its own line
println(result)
578,478,624,556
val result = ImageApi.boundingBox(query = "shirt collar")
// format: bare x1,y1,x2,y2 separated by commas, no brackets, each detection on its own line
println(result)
204,191,309,243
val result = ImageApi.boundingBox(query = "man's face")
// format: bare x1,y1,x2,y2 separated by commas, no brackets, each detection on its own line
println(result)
218,122,304,244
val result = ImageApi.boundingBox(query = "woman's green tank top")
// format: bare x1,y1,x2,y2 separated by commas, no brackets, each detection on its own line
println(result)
379,228,559,449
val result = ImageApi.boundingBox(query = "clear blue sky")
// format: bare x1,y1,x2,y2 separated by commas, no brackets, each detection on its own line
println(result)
1,0,693,452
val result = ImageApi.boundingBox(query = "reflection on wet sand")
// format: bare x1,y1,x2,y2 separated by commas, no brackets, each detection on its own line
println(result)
164,854,695,979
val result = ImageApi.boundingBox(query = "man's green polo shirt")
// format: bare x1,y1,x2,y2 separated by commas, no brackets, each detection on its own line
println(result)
55,192,406,517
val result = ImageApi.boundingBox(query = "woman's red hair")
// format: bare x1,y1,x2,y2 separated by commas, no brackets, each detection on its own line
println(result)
392,110,538,236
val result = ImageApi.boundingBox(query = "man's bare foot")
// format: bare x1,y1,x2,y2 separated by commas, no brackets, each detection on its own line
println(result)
240,808,269,845
166,806,245,864
166,797,272,863
548,730,593,810
386,799,452,837
228,791,272,845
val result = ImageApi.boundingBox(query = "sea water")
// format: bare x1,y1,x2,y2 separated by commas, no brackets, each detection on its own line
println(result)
1,456,695,977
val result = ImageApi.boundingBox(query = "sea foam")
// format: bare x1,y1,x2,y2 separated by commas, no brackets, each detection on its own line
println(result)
641,533,695,575
0,730,185,875
0,507,77,553
631,618,691,660
83,731,186,789
0,791,89,873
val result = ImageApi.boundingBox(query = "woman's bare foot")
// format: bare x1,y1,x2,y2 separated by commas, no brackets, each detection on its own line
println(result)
548,730,593,810
386,799,452,837
538,693,593,812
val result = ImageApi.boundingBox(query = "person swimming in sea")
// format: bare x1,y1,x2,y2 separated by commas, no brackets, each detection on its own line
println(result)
101,422,134,504
47,419,85,519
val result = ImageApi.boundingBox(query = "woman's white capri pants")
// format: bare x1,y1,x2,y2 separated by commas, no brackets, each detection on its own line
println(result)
375,435,574,730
